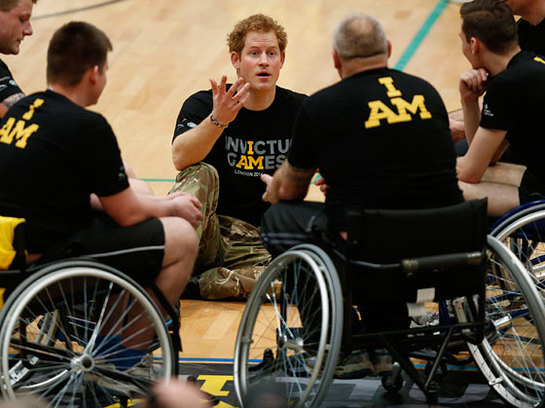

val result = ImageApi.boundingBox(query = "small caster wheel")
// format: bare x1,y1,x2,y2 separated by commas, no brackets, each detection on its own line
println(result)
382,372,403,392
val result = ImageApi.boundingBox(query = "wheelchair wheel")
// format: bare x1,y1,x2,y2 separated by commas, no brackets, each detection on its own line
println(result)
468,237,545,408
491,209,545,290
234,245,343,408
0,260,175,407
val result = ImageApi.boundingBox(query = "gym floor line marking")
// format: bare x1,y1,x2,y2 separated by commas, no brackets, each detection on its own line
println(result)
140,178,176,182
34,0,130,20
394,0,450,71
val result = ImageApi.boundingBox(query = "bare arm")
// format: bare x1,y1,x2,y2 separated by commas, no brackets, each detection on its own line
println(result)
99,187,203,228
261,160,316,204
456,127,507,183
0,92,25,118
172,76,250,170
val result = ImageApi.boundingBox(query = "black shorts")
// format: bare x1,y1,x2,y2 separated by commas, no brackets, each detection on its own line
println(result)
519,170,545,204
36,214,165,286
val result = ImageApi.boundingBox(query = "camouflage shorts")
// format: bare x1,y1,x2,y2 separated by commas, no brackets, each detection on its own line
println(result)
170,163,271,300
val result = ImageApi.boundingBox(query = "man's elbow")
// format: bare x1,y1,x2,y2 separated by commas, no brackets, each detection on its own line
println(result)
457,169,482,184
277,185,307,202
172,150,187,171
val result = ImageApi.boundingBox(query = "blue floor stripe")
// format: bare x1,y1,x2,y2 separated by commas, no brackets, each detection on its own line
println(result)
140,178,175,182
394,0,450,71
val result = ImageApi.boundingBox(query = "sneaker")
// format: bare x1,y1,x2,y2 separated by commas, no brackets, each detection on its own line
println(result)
370,348,393,377
334,350,375,379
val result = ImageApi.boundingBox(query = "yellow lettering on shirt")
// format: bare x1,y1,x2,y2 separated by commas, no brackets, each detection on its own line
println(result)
21,98,44,121
236,155,264,170
378,77,402,97
236,155,248,169
534,56,545,65
0,118,39,149
0,118,16,144
248,155,264,170
0,98,44,149
364,76,432,129
390,95,432,121
12,121,39,149
364,100,400,128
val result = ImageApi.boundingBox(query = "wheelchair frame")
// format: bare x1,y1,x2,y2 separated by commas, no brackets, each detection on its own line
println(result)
234,200,545,408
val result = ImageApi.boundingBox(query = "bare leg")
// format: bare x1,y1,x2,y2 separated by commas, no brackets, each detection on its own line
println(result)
104,217,198,355
156,217,199,304
480,162,526,186
458,180,520,217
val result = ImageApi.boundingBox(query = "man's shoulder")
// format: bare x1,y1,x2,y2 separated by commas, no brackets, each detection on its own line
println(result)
187,88,213,100
181,89,213,112
0,58,11,73
276,86,308,100
274,86,308,107
40,91,110,128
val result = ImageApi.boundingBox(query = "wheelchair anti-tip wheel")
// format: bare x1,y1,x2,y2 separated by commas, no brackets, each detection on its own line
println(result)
0,260,175,407
468,237,545,408
234,245,343,408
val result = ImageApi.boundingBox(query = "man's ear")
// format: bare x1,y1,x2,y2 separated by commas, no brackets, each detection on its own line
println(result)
332,48,341,69
279,50,285,68
470,37,480,55
231,51,240,69
387,40,392,58
87,65,100,84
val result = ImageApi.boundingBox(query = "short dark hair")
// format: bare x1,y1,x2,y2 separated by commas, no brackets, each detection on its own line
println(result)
47,21,112,86
227,14,287,54
460,0,518,54
0,0,37,12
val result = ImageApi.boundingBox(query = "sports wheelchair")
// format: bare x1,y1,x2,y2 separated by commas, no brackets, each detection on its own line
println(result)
490,199,545,283
233,199,545,407
0,217,180,407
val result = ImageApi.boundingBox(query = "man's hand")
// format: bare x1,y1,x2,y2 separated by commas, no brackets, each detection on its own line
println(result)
209,75,250,126
260,173,274,203
459,68,489,102
168,193,203,228
146,379,212,408
314,175,329,196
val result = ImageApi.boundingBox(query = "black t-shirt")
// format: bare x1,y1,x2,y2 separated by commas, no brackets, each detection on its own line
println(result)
518,17,545,56
173,86,307,226
0,59,22,104
480,51,545,185
0,90,129,252
288,68,463,231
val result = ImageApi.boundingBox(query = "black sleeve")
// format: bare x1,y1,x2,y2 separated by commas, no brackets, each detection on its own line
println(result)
480,77,513,131
0,60,22,104
172,90,213,143
287,101,319,170
82,115,130,197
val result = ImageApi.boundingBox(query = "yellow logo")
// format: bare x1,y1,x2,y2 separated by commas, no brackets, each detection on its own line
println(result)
364,77,432,129
0,98,44,149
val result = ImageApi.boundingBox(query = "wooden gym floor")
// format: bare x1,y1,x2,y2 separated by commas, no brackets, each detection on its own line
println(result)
4,0,472,361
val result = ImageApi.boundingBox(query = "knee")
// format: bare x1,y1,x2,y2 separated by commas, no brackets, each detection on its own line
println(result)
161,217,199,261
170,163,219,194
